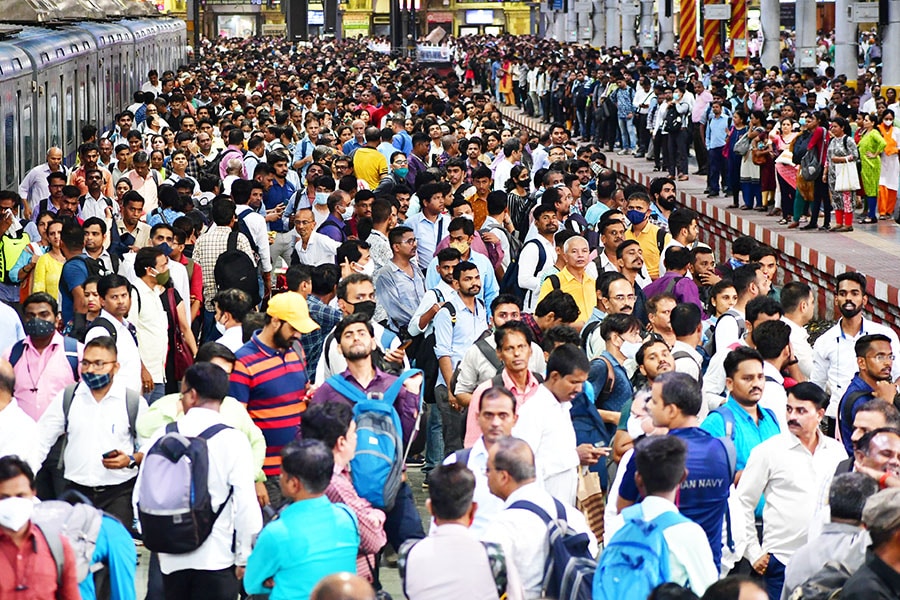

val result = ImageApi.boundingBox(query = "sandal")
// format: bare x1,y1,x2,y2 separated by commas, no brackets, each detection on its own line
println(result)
777,218,789,225
861,217,877,224
677,174,689,181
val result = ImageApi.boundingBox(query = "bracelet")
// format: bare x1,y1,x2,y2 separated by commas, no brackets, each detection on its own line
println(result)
880,472,890,489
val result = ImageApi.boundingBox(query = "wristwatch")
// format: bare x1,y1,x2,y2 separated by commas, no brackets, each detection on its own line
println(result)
127,454,138,469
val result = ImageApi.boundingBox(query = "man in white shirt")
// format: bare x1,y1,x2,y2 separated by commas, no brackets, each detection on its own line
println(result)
519,204,557,313
512,343,591,506
232,180,272,295
493,139,522,192
34,336,148,528
18,147,67,216
603,435,718,596
483,436,597,600
135,362,261,600
811,272,900,422
292,207,339,267
670,302,704,382
752,320,794,430
408,248,460,338
0,359,38,466
735,382,848,600
443,386,519,538
403,461,526,600
84,274,143,395
212,289,252,353
781,282,815,380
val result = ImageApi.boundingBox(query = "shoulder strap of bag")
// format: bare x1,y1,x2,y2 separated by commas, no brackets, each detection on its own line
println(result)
33,522,65,587
63,336,79,381
325,374,368,405
476,336,502,372
8,339,25,368
227,230,239,253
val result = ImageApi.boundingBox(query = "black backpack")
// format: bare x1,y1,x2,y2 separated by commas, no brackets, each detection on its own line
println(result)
214,231,260,306
409,295,456,405
202,147,242,178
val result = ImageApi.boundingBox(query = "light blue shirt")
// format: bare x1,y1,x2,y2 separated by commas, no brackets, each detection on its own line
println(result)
79,515,136,600
375,261,427,334
432,293,488,386
244,495,359,600
377,141,397,165
406,212,450,269
424,250,499,310
0,300,24,354
584,202,610,226
706,113,732,149
700,396,781,472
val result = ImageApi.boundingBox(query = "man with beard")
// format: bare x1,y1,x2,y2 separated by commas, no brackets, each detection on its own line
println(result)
230,291,319,508
837,335,900,454
648,177,679,230
309,313,426,548
812,273,900,432
232,179,272,296
433,261,489,456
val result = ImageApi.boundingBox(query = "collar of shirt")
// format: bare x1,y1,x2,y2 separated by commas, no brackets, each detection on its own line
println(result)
724,396,775,425
338,367,391,393
763,361,784,384
249,331,283,358
501,368,541,397
503,481,544,508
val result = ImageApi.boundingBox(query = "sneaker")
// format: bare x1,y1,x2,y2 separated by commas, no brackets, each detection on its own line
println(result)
421,479,429,490
405,454,426,468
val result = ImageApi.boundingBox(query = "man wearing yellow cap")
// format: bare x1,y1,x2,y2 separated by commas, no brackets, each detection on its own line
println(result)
229,291,319,508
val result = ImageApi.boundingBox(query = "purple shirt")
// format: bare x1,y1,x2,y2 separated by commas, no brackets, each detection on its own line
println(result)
642,271,707,318
406,153,428,187
310,368,419,445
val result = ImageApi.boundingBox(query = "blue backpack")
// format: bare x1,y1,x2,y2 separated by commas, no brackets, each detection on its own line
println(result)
324,369,423,511
509,498,596,600
593,504,690,600
499,238,547,298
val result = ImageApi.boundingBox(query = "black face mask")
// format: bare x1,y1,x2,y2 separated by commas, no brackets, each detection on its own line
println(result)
183,244,195,259
352,300,376,321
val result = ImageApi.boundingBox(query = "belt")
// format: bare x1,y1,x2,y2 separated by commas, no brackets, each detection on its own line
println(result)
66,478,135,496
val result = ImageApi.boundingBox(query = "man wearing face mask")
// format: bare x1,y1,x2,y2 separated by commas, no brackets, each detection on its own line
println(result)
812,272,900,431
317,191,351,244
0,455,81,599
624,191,671,281
424,217,499,310
316,273,409,383
34,336,148,529
230,291,318,508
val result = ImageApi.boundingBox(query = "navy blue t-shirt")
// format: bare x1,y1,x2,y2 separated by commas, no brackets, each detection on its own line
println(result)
618,427,733,568
59,258,90,324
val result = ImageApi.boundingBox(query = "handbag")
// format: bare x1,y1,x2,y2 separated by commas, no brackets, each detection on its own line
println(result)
800,128,826,181
834,161,860,192
752,146,768,165
733,133,751,156
576,466,606,543
164,288,193,380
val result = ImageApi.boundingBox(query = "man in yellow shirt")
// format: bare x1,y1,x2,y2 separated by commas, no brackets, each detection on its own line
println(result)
537,236,595,329
624,191,670,280
351,126,389,189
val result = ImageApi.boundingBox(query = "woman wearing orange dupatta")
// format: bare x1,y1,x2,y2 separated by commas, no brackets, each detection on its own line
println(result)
877,109,900,218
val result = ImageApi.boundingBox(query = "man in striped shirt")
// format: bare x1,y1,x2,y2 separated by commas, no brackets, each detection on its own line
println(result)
229,291,319,508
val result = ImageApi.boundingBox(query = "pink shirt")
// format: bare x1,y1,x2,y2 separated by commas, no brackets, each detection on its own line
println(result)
463,369,542,448
3,333,82,421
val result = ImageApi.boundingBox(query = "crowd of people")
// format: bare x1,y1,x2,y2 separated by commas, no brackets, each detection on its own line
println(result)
0,31,900,600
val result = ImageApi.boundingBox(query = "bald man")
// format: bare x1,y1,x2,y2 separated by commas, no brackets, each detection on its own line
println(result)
19,147,67,218
311,573,376,600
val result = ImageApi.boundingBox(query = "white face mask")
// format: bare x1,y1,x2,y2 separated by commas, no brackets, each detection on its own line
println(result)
620,339,643,360
354,260,375,276
0,496,34,532
341,204,355,221
215,320,227,335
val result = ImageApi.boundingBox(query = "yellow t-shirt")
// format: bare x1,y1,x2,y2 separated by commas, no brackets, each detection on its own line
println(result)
352,147,388,189
537,266,596,324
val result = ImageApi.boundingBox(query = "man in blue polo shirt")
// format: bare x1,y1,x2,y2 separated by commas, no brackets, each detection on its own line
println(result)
701,346,781,477
837,333,897,454
616,371,733,569
263,152,297,273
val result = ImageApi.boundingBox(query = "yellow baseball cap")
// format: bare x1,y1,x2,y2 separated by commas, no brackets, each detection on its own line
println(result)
266,292,319,334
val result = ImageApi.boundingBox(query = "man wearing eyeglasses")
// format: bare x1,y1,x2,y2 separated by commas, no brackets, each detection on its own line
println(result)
837,334,900,455
33,336,148,529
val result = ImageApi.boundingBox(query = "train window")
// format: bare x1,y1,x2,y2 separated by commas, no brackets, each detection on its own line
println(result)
50,94,60,148
4,114,14,188
65,87,74,146
22,104,33,173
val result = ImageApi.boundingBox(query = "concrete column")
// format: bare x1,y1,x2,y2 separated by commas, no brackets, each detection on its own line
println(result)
759,0,780,69
622,10,637,49
795,0,817,70
591,1,605,47
659,2,675,52
606,0,621,48
639,0,655,52
886,0,900,92
576,11,591,43
834,0,858,86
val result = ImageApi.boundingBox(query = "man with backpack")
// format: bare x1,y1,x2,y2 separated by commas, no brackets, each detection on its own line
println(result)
84,274,142,396
597,435,718,598
400,462,526,600
135,362,261,600
231,179,272,297
514,204,557,313
33,336,147,529
310,313,425,549
59,222,99,337
483,436,597,600
713,263,771,353
615,372,733,572
0,455,81,599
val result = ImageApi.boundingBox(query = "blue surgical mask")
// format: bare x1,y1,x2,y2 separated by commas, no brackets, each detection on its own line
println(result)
729,257,746,270
626,209,647,225
798,117,807,126
315,191,329,205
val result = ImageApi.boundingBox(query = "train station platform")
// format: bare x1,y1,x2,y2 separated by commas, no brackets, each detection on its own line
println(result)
500,107,900,327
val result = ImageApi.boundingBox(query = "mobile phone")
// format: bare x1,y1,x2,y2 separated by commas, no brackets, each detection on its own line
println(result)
102,450,119,459
397,339,413,351
2,208,13,220
593,443,611,451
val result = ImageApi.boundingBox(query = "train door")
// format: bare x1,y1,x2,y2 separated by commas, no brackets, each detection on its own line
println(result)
18,88,34,175
34,57,48,161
